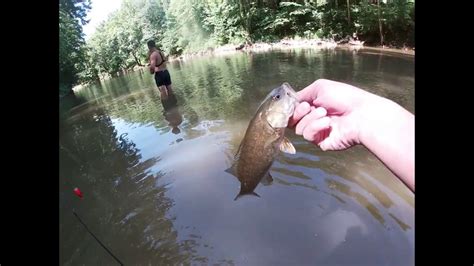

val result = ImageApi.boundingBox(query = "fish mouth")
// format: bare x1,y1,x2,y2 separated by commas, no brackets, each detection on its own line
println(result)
287,89,300,102
281,83,300,102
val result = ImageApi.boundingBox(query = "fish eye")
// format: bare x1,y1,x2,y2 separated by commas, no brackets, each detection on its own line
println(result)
273,94,281,100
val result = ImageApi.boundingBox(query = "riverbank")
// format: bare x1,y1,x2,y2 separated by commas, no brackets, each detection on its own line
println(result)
72,38,414,91
170,38,414,61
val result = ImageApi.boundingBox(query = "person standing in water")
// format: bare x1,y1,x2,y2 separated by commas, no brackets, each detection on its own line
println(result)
147,40,177,110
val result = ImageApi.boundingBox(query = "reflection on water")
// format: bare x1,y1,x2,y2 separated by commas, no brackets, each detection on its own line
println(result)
60,48,414,265
162,93,183,135
60,105,207,264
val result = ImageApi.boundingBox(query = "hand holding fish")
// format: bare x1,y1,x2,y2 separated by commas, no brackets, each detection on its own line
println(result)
290,79,414,192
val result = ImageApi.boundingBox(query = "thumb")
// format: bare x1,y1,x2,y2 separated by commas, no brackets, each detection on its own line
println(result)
318,120,340,151
302,116,331,142
289,102,311,128
318,135,337,151
317,121,353,151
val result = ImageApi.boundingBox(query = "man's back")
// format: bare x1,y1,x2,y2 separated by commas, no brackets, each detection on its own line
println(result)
150,50,167,72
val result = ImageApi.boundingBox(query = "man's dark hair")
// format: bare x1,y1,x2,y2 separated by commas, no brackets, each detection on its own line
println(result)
147,40,156,48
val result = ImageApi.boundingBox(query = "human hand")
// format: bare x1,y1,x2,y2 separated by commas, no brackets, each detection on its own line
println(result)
289,79,375,150
289,79,415,191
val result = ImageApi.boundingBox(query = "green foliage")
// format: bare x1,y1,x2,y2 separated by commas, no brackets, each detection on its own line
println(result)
354,0,414,46
318,3,353,40
202,0,248,45
59,0,91,95
59,0,91,26
273,2,319,38
383,0,414,46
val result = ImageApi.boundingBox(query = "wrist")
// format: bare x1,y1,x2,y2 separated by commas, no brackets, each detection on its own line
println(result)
357,94,403,144
358,95,414,190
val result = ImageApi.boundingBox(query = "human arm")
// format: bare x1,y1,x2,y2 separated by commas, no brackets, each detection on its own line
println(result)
290,79,414,191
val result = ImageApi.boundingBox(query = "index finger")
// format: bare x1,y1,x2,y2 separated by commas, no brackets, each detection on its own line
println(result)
288,102,311,128
296,79,327,103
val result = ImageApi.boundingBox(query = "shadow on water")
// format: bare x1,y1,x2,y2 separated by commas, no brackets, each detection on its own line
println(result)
59,91,89,120
60,102,213,265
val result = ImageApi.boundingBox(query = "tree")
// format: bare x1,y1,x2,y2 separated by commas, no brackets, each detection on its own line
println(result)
59,0,91,95
377,0,383,45
347,0,351,25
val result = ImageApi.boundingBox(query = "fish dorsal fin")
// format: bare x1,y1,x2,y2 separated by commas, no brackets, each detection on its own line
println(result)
225,141,244,177
280,137,296,154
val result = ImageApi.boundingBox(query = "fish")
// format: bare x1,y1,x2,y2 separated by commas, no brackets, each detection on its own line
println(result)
226,82,299,200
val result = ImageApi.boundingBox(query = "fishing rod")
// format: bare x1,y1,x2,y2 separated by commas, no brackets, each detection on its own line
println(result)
72,188,124,266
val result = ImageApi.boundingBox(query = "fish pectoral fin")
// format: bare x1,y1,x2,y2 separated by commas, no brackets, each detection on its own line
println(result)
264,135,279,149
266,172,274,183
279,137,296,154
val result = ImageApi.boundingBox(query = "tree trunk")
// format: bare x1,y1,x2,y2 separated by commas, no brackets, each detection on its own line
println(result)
132,52,143,66
238,0,250,33
346,0,351,25
377,0,384,46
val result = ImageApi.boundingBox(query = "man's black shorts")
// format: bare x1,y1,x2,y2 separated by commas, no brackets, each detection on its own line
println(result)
154,69,172,87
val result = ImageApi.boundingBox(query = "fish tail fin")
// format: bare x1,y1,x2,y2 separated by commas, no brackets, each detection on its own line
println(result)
234,191,261,201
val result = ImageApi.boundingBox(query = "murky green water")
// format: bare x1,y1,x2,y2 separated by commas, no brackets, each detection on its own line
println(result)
60,48,414,265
